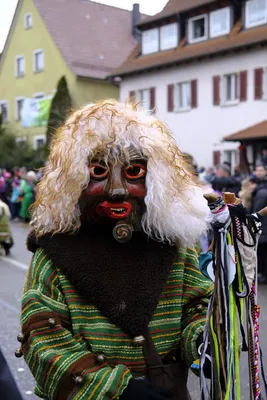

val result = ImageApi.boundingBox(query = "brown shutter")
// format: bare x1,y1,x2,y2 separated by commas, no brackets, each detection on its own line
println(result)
150,87,156,110
167,84,174,112
129,90,136,102
213,76,220,106
254,68,263,100
191,79,197,108
213,151,221,166
240,71,247,101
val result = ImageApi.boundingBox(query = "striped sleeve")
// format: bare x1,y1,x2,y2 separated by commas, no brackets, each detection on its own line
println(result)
21,248,131,400
180,248,213,368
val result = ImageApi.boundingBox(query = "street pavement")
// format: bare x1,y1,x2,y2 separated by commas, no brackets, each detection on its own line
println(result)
0,222,267,399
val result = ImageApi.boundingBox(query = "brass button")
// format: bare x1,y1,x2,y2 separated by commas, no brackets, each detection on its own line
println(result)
17,332,26,343
14,348,23,358
96,353,106,364
196,304,204,312
48,318,56,328
73,375,83,385
132,335,145,347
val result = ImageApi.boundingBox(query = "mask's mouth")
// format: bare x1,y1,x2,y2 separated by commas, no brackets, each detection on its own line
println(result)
96,201,132,219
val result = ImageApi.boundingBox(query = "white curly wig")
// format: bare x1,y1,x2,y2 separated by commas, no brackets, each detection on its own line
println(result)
32,99,209,248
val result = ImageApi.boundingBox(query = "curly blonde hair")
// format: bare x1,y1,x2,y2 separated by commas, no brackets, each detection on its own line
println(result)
32,99,208,247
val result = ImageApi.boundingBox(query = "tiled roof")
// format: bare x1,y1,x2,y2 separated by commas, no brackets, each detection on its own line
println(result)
138,0,217,26
224,120,267,142
111,23,267,77
33,0,138,79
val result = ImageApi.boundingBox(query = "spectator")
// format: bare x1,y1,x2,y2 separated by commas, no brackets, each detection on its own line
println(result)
211,164,241,196
0,197,13,256
261,147,267,167
254,164,267,183
249,176,267,284
10,178,22,220
19,171,37,223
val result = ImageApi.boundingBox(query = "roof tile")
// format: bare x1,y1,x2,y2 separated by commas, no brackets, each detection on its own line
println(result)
33,0,138,79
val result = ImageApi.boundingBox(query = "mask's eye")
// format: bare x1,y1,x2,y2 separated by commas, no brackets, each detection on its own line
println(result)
124,164,147,180
89,164,108,180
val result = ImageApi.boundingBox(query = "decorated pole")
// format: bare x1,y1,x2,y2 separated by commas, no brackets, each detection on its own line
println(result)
200,192,267,400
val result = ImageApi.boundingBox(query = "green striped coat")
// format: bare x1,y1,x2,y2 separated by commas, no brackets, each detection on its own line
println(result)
21,247,213,400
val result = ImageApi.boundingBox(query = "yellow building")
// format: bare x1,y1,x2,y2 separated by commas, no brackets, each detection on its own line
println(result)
0,0,138,148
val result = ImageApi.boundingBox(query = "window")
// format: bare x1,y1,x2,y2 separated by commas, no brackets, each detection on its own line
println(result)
25,13,32,29
142,28,159,55
33,135,46,150
210,7,231,38
15,97,25,121
135,88,156,111
0,101,9,122
34,49,44,72
223,74,239,103
174,82,191,111
15,55,25,77
245,0,267,28
188,14,208,43
160,23,178,50
136,89,151,110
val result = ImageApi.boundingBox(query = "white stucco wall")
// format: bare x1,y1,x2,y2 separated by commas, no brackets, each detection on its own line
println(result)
120,47,267,167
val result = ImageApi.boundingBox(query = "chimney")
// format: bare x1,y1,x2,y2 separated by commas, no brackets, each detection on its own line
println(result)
132,3,141,42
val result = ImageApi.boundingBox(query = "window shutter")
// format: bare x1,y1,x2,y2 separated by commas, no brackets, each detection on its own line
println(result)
129,90,136,102
191,79,197,108
213,76,220,105
240,71,247,101
254,68,263,100
150,87,156,110
213,151,221,166
167,84,174,112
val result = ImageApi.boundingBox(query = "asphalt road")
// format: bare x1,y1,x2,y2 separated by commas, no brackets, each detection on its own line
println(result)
0,222,267,399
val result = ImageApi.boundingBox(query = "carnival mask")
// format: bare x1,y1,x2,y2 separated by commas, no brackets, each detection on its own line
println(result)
80,150,147,243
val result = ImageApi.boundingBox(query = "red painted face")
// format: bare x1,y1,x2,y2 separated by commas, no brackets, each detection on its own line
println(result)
80,155,147,228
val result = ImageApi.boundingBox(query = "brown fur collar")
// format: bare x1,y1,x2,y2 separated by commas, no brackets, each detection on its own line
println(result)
27,225,177,337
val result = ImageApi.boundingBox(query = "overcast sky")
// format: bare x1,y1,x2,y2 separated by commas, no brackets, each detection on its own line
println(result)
0,0,168,52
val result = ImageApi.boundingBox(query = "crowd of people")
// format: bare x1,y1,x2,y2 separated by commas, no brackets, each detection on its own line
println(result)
197,162,267,284
0,167,40,255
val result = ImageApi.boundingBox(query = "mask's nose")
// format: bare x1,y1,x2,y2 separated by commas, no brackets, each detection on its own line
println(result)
107,165,128,201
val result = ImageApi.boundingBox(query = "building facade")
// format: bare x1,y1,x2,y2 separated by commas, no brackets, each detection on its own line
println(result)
112,0,267,169
0,0,139,148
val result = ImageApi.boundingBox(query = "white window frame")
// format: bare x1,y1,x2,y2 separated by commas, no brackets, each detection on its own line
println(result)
174,81,192,112
15,55,25,77
24,12,33,29
15,96,25,121
0,100,9,122
209,7,231,38
141,28,159,55
160,23,179,51
33,134,46,150
136,89,151,111
221,73,240,106
188,14,208,44
33,49,44,72
33,92,45,99
245,0,267,28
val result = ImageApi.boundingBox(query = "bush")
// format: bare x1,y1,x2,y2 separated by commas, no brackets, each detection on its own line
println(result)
0,114,46,169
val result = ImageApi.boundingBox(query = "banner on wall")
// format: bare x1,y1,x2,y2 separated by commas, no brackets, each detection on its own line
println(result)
21,96,52,128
